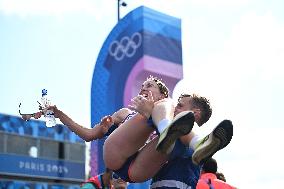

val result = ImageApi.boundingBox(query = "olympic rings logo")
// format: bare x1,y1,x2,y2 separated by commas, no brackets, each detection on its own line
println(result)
109,32,142,61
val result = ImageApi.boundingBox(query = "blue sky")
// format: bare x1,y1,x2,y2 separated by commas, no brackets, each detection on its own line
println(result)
1,0,284,188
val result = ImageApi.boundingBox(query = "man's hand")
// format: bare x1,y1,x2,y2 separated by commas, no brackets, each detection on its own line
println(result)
128,91,154,119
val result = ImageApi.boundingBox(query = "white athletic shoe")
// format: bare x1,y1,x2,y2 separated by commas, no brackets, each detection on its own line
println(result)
192,119,233,165
156,111,195,154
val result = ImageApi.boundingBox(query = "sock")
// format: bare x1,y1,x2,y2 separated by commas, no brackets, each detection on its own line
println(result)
157,119,171,134
189,135,200,150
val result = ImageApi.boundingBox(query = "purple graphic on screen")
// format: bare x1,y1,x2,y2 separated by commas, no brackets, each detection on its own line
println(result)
124,55,183,106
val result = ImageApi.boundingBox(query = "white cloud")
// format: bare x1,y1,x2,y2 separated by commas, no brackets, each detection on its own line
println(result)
178,10,284,108
174,11,284,189
222,11,284,81
191,0,252,7
0,0,115,20
130,0,252,15
1,0,283,187
126,0,190,18
0,0,255,21
215,127,284,189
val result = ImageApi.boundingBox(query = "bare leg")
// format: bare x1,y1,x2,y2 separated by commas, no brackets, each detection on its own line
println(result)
104,99,175,171
128,100,188,182
128,132,198,182
103,114,154,170
128,137,168,182
151,99,175,128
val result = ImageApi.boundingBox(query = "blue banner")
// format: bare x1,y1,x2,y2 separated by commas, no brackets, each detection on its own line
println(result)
91,6,183,177
0,153,85,181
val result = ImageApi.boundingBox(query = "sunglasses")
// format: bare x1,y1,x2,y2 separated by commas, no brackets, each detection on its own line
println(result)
112,173,120,179
19,101,43,121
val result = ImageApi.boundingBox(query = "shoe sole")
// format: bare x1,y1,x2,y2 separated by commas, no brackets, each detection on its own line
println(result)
192,120,233,165
156,111,195,154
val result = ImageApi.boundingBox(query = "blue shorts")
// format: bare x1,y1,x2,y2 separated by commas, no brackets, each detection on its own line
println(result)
113,152,138,182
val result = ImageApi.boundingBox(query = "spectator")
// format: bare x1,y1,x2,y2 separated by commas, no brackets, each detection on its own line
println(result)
80,169,127,189
196,158,236,189
112,173,128,189
80,169,112,189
